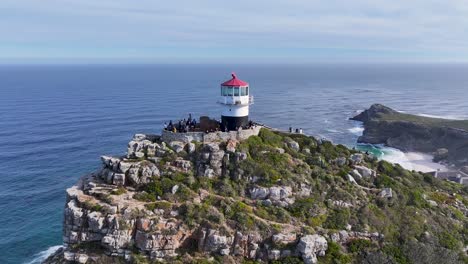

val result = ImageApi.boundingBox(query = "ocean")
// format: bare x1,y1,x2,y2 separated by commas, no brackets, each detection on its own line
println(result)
0,64,467,263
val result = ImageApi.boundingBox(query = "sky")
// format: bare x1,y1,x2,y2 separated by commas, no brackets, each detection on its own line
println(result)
1,0,468,64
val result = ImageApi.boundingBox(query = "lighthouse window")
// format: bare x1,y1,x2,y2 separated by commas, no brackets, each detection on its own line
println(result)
241,87,247,96
234,87,240,96
227,87,233,96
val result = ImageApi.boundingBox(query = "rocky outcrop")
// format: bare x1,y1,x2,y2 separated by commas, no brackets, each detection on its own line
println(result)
351,104,468,167
249,186,294,207
297,235,328,264
45,127,468,264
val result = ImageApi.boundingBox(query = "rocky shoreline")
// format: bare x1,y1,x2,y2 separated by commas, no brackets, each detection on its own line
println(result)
351,104,468,170
44,127,468,263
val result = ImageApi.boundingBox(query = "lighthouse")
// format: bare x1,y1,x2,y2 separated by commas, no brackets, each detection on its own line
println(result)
219,73,253,131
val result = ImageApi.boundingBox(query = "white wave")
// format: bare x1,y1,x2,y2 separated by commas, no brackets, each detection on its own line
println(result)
380,147,448,173
326,129,342,134
348,126,364,136
24,245,62,264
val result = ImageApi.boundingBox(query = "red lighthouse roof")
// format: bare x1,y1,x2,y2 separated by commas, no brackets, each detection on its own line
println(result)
221,72,249,86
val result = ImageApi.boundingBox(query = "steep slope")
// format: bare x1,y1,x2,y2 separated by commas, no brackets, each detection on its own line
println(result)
45,128,468,264
351,104,468,167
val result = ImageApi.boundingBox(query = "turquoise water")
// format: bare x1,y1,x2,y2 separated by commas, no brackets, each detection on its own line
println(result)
1,64,467,263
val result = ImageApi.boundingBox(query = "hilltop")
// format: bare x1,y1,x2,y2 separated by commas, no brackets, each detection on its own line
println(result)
44,127,468,264
351,104,468,168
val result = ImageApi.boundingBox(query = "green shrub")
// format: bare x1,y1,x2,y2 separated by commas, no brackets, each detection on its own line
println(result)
438,231,459,250
324,209,350,230
320,241,351,264
111,186,127,195
348,239,373,253
288,197,316,219
254,205,291,223
145,201,172,211
271,256,303,264
258,128,283,147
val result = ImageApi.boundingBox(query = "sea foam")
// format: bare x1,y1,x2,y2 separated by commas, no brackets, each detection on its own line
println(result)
380,147,448,173
348,126,364,136
25,245,62,264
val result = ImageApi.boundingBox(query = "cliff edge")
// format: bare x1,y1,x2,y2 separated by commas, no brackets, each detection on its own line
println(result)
44,128,468,264
351,104,468,167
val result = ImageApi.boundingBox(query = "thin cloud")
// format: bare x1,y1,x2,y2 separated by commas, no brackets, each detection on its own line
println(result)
0,0,467,63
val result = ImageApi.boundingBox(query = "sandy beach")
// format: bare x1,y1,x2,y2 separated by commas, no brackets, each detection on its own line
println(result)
381,149,448,173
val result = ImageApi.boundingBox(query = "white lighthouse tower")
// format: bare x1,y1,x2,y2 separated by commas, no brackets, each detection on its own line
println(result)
218,73,253,131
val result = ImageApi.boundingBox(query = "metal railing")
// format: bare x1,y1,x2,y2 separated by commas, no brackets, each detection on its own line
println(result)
217,95,254,105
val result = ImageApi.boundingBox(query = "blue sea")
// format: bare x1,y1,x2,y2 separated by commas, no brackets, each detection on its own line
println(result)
1,64,468,264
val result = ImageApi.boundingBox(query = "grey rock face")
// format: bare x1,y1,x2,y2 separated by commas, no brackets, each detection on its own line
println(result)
355,165,376,178
297,235,328,264
350,153,364,164
272,233,296,245
169,141,186,153
250,187,269,200
335,157,347,166
173,159,192,172
379,188,393,198
275,147,285,154
287,140,300,151
187,142,196,153
249,186,294,207
198,228,232,253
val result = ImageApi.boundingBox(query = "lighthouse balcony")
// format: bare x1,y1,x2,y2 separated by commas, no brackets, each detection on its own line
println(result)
217,95,254,105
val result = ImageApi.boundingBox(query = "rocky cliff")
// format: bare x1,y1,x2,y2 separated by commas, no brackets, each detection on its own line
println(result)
44,128,468,264
351,104,468,167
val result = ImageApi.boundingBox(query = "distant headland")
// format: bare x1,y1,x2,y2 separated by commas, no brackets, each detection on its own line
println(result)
351,104,468,184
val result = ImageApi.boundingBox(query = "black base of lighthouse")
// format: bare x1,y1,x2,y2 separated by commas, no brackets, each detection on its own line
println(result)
221,115,248,131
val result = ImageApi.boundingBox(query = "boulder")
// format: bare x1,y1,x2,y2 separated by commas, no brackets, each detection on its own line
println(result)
113,173,125,186
174,159,192,172
379,188,393,198
287,140,300,151
250,187,270,200
205,143,220,152
275,148,285,154
198,229,231,253
269,186,292,201
203,167,215,178
171,185,179,194
127,140,145,159
210,150,225,162
119,161,133,174
268,249,281,260
146,143,161,157
335,157,347,167
347,174,357,184
272,233,296,245
297,234,328,264
355,165,376,178
350,169,363,179
169,141,186,153
350,153,364,164
187,143,196,154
